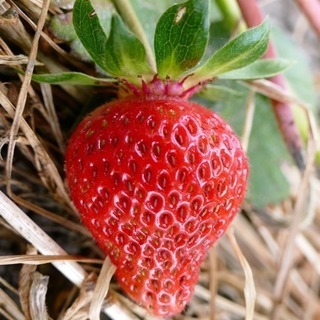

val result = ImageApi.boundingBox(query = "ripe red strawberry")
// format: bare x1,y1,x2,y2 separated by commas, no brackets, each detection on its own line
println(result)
65,92,248,316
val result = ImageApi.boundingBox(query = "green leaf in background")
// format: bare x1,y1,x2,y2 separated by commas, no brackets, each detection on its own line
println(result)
191,19,270,84
154,0,210,79
73,0,109,72
246,94,290,207
130,0,219,50
202,20,232,62
104,14,151,81
31,72,115,86
219,58,295,80
199,83,243,101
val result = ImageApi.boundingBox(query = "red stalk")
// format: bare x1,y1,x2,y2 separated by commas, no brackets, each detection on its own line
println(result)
236,0,305,170
295,0,320,38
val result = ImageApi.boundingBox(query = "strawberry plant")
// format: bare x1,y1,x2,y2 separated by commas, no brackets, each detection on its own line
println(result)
31,0,295,317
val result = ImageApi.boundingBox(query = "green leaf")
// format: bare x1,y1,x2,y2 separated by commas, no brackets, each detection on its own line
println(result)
191,19,270,83
246,95,290,207
199,83,243,101
154,0,210,79
73,0,150,80
218,58,294,80
30,72,115,86
202,20,232,62
104,14,151,81
130,0,182,49
73,0,109,71
50,0,114,62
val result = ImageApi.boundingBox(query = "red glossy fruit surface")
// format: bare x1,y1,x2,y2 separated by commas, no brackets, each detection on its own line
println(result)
65,96,248,316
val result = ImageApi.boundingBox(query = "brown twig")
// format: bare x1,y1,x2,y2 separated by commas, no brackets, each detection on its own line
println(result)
236,0,305,170
295,0,320,38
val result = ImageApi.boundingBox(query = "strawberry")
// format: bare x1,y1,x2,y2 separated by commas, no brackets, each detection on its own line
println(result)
65,89,248,316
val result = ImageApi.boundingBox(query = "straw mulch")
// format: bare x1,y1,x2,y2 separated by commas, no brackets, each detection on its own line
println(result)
0,0,320,319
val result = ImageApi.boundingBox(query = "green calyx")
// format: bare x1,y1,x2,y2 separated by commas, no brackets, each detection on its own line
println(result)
32,0,293,96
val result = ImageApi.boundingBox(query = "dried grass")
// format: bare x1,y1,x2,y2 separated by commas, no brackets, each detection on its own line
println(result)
0,1,320,320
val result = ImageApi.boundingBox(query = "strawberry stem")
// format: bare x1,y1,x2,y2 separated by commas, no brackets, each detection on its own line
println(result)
215,0,245,31
236,0,305,170
111,0,157,73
